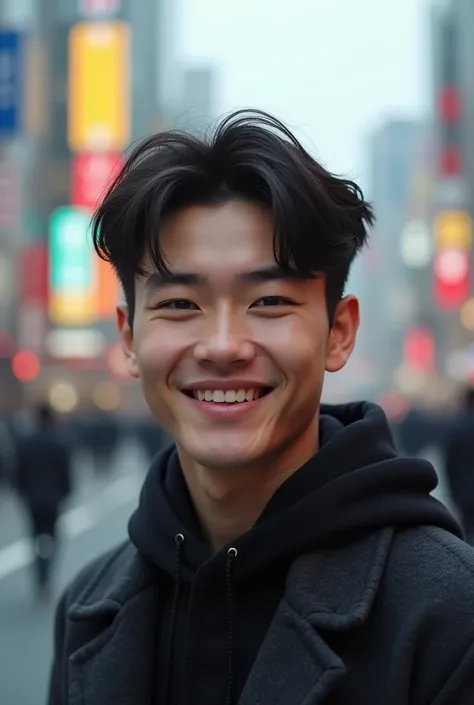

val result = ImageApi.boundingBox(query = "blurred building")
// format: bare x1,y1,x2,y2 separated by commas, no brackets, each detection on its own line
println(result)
430,0,474,387
357,119,426,396
177,66,216,137
0,0,190,414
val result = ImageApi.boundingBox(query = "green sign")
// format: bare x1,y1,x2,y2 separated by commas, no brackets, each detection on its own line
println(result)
48,206,96,325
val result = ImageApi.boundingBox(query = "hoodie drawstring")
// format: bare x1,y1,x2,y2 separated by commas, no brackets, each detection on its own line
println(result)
163,533,184,703
165,535,238,705
225,547,238,705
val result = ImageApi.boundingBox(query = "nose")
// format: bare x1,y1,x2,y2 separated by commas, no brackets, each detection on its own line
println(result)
193,304,255,368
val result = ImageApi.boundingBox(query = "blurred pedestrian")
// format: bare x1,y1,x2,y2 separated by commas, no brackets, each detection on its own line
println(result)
16,402,72,600
82,410,120,477
48,111,474,704
444,386,474,543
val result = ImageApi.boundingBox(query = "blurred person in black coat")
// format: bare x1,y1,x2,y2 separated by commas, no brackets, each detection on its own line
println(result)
16,403,72,600
444,387,474,543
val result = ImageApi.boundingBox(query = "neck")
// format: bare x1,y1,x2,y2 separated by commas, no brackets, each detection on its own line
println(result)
178,425,319,552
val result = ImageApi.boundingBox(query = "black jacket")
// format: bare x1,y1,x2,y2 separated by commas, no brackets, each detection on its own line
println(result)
48,403,474,704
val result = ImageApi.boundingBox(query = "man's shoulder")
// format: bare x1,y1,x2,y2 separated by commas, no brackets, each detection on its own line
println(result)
387,525,474,610
61,540,141,611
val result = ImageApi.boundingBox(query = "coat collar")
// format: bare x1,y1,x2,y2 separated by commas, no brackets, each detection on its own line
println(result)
67,528,394,705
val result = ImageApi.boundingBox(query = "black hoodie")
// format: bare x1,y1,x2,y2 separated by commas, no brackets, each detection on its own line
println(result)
128,402,461,705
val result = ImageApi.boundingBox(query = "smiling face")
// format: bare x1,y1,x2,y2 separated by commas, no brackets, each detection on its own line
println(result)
118,201,359,473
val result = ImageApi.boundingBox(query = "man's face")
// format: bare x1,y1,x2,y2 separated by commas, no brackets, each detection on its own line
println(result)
119,201,359,471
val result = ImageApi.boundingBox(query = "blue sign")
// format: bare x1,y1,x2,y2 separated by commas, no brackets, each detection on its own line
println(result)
0,32,21,135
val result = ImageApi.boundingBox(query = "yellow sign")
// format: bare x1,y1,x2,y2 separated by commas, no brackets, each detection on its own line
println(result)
68,21,130,152
434,210,473,249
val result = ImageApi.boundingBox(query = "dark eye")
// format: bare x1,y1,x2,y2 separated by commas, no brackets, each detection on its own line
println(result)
251,296,293,307
159,299,199,310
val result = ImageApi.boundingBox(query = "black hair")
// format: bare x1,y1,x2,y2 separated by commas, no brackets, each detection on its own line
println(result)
92,109,374,326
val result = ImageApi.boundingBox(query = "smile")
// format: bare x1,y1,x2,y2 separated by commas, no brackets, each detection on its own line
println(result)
183,388,272,403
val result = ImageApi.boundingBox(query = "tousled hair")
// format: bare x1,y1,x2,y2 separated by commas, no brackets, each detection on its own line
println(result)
92,109,374,325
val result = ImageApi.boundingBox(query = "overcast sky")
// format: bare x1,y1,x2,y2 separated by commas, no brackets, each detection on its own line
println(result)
179,0,431,188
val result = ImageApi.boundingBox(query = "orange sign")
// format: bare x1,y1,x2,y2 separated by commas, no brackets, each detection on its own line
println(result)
68,21,130,152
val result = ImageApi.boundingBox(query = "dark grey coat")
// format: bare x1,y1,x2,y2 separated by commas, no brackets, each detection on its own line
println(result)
48,525,474,704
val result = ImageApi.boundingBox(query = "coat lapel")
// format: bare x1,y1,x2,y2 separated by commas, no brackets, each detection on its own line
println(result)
239,528,393,705
67,547,157,705
65,529,393,705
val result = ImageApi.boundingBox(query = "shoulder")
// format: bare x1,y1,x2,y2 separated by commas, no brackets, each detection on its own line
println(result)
389,525,474,590
384,526,474,699
60,540,139,612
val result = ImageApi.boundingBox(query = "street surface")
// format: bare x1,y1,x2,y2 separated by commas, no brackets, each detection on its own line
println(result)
0,442,456,705
0,440,146,705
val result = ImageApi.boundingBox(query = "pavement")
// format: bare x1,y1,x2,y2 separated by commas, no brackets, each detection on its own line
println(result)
0,440,146,705
0,440,457,705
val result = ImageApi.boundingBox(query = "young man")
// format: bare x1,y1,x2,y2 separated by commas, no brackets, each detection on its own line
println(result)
48,111,474,705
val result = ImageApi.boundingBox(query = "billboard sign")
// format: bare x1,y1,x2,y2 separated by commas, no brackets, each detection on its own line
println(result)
79,0,121,16
434,247,470,309
0,31,22,135
71,152,123,210
434,209,472,249
68,21,130,152
49,207,96,325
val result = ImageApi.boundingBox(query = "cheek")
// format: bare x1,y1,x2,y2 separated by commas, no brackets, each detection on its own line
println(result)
252,317,327,374
135,325,181,385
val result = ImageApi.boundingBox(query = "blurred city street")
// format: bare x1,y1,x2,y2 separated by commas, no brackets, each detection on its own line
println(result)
0,439,145,705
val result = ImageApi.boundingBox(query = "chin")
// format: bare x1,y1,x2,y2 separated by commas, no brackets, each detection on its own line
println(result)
179,434,266,471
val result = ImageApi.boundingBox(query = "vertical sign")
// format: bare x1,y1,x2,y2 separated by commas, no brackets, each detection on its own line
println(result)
18,243,48,351
434,248,470,308
68,21,130,152
49,207,96,325
71,152,123,209
0,31,22,135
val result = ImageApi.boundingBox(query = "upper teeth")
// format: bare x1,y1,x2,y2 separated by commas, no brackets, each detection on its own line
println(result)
194,389,262,403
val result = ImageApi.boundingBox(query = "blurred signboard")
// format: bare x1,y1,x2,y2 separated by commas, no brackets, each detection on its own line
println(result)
49,207,96,325
433,209,472,249
79,0,121,16
433,247,470,308
18,243,48,351
71,152,123,210
0,31,22,135
67,21,130,152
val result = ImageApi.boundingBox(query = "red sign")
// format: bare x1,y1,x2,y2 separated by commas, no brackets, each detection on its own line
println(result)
403,328,435,370
434,248,470,308
19,243,48,302
71,152,123,210
18,243,48,352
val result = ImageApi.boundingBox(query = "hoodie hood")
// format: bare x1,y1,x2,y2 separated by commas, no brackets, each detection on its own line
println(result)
129,401,462,585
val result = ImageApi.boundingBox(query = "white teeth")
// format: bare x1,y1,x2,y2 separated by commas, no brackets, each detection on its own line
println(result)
191,388,266,403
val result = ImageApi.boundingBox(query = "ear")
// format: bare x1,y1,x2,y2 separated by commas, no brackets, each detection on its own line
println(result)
116,305,139,378
325,295,359,373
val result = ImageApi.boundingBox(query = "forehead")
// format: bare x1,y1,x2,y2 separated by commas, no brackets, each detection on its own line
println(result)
158,201,275,271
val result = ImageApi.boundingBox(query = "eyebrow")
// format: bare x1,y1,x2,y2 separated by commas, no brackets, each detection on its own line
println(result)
144,265,308,291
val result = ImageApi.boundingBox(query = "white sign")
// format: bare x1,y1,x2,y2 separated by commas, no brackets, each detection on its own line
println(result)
400,220,433,269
